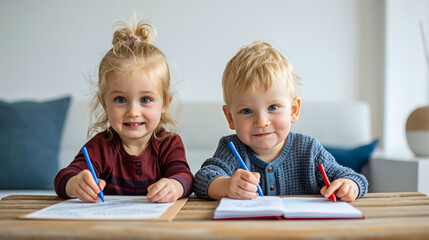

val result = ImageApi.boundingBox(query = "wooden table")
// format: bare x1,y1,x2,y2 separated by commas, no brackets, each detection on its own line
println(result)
1,192,429,239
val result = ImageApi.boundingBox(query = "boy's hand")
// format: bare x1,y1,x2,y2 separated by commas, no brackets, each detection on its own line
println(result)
65,170,106,203
147,178,184,203
226,169,260,199
320,178,359,203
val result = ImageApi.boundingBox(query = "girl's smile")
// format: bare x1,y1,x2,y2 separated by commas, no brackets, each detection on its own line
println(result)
124,121,145,128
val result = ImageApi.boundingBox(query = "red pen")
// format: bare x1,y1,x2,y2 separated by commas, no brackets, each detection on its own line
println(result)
318,163,337,202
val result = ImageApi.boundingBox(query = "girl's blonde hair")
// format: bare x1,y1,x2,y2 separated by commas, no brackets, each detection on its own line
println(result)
222,41,300,105
88,15,176,140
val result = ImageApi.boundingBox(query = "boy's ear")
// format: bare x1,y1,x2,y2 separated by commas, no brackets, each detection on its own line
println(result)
291,97,301,123
222,105,236,130
162,96,173,114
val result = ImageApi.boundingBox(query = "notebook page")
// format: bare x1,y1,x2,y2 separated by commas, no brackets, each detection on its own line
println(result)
281,197,363,218
213,196,284,219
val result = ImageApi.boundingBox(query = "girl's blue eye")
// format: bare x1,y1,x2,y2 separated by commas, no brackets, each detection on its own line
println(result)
240,108,253,114
268,105,279,111
115,97,126,103
141,97,151,104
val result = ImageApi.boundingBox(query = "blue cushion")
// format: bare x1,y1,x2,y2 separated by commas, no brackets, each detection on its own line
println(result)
0,96,71,189
324,140,379,173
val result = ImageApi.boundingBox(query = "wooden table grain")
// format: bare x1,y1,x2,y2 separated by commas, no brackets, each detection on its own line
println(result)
1,192,429,240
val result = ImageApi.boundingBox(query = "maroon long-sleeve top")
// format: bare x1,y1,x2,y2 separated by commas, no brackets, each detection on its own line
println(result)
54,129,193,199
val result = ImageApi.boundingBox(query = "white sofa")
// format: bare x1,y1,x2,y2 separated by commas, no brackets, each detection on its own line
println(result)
0,99,372,198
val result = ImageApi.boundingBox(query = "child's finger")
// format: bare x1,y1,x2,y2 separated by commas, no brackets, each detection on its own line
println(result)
336,184,350,198
147,180,166,199
78,179,99,201
252,172,261,182
76,185,98,203
146,182,157,196
339,190,354,203
150,188,172,202
323,180,342,198
320,186,327,195
232,187,258,199
238,170,259,184
340,186,358,203
241,191,259,199
340,194,354,203
99,179,106,190
77,171,102,201
149,187,167,201
82,170,101,194
237,180,257,193
148,185,171,202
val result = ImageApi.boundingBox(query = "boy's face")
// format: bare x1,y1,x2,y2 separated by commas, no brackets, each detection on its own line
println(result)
223,82,300,160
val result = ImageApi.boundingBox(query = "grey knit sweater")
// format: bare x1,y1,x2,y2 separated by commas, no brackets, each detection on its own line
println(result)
194,132,368,200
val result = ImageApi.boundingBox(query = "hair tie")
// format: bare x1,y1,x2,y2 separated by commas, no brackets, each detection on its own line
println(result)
129,36,141,42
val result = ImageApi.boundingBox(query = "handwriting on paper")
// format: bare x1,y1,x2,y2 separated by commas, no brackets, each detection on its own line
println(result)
26,196,174,220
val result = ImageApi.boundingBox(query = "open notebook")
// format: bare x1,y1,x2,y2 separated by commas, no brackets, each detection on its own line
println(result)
213,196,364,220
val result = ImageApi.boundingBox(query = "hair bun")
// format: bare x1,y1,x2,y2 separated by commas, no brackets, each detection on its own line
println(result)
135,23,152,42
112,19,155,47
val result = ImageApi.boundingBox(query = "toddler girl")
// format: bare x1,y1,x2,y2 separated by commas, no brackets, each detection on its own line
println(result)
55,16,193,203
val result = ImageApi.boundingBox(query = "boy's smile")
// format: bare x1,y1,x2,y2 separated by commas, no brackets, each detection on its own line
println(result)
253,132,272,137
223,82,300,161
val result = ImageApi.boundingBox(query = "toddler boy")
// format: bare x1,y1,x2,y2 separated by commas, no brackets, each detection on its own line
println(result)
194,41,368,202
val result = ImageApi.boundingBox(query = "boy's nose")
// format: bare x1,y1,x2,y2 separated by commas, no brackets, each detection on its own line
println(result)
254,113,270,127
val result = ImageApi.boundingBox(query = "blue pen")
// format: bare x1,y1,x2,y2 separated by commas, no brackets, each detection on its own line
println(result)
228,141,264,197
81,146,105,202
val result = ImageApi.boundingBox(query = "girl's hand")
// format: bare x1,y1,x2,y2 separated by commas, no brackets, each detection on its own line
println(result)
226,169,260,199
147,178,184,203
65,169,106,203
320,178,359,203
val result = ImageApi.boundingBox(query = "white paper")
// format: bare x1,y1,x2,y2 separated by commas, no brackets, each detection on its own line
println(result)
26,196,174,220
213,196,285,218
281,197,363,218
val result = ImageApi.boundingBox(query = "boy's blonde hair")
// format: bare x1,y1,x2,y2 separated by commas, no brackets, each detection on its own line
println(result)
89,16,175,140
222,41,299,105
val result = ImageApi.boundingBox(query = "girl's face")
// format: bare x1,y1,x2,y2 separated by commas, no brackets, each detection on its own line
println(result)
223,82,300,161
103,69,167,146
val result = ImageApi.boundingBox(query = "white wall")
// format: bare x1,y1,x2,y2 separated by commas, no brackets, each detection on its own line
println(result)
1,0,423,154
0,0,374,101
384,0,429,155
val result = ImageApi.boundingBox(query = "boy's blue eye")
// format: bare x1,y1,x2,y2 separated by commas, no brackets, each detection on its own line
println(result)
240,108,253,114
268,105,279,111
141,97,151,104
115,97,126,103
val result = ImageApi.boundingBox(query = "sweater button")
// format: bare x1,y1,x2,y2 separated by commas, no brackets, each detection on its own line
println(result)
270,185,275,191
135,162,141,167
267,166,273,173
136,169,142,175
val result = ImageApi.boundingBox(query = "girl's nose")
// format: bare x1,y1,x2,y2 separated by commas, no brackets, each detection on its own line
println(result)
127,102,141,118
254,113,270,127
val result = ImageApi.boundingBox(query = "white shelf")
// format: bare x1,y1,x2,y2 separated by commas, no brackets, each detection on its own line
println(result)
368,153,429,195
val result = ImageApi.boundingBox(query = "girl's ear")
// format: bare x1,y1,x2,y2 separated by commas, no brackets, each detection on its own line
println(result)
291,97,301,123
98,95,106,110
162,96,173,114
222,105,235,130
